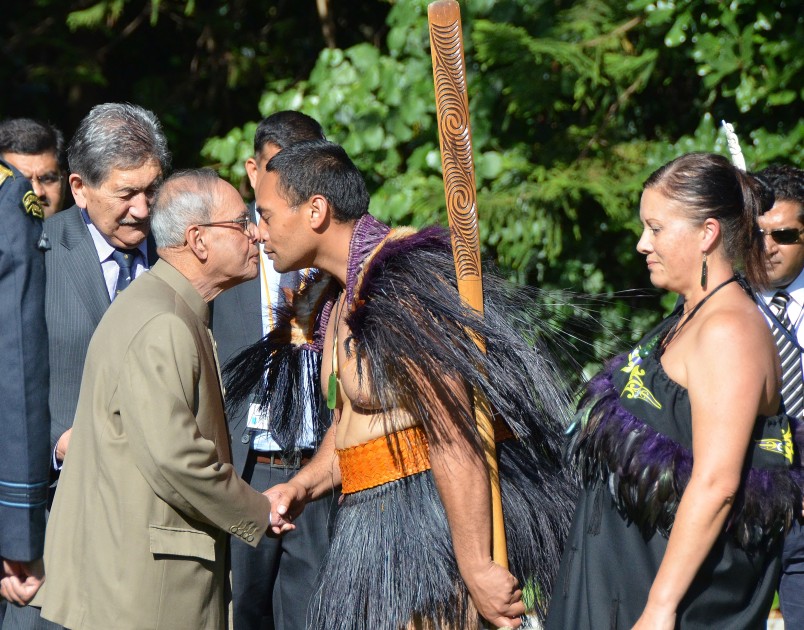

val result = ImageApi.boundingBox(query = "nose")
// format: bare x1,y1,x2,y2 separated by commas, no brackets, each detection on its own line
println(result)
762,232,779,254
128,193,150,220
246,222,259,243
30,177,47,200
636,229,651,255
256,221,271,245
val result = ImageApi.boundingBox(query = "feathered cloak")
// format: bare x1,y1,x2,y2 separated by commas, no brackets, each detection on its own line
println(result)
224,214,579,622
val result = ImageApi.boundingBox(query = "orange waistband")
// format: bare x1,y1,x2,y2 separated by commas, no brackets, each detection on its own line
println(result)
338,426,431,494
337,419,515,495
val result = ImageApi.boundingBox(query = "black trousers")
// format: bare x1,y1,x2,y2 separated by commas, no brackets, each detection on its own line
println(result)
231,453,337,630
780,520,804,626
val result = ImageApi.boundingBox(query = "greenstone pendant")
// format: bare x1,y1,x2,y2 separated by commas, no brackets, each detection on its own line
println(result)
327,372,337,410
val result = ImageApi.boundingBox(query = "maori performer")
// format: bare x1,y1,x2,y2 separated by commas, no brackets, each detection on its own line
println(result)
224,139,577,629
546,153,801,629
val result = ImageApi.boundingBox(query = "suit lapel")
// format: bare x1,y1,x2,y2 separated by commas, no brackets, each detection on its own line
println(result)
61,208,110,325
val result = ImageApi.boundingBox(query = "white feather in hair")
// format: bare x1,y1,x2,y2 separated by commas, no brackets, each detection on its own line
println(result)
721,120,747,171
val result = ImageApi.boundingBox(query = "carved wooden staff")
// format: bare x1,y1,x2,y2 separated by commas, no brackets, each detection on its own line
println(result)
428,0,508,569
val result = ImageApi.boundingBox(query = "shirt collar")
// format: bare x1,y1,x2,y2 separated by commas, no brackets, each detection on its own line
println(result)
783,272,804,310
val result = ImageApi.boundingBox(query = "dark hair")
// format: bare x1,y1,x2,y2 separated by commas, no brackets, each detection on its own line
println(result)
254,111,325,154
644,152,771,287
68,103,171,187
757,164,804,222
265,140,369,222
0,118,66,169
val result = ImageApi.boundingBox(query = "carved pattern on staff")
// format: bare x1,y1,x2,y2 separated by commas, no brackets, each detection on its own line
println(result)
429,0,508,571
430,18,482,286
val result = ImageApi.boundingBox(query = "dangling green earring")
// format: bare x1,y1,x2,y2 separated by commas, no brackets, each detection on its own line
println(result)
700,252,708,289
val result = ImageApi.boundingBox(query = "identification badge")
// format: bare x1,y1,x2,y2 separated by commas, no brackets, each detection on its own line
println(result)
247,402,270,432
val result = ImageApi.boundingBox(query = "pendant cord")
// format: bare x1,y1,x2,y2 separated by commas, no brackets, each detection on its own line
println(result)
327,294,344,410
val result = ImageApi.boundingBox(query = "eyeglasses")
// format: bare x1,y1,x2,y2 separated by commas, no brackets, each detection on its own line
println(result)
759,227,804,245
196,216,252,234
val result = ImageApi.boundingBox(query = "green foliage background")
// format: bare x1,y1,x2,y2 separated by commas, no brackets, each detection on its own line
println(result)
3,0,801,372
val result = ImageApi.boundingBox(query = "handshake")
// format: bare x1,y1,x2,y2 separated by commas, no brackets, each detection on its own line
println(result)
1,558,44,606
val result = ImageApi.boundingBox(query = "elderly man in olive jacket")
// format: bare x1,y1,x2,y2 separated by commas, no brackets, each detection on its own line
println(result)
35,169,272,630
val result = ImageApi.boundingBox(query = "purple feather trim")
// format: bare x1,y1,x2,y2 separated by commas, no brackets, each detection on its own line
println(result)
346,226,451,337
345,214,391,306
356,226,451,288
569,356,803,550
303,215,390,353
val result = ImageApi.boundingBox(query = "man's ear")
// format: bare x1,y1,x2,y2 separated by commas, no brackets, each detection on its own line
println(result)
309,195,330,230
185,225,210,261
245,157,259,190
69,174,88,208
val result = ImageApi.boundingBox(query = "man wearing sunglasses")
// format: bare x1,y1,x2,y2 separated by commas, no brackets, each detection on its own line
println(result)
756,164,804,628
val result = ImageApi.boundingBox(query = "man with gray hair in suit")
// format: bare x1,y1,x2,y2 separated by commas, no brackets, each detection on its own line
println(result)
35,169,272,630
2,102,168,630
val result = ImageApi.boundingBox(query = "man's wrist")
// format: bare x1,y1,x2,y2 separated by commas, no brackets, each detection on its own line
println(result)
52,445,63,470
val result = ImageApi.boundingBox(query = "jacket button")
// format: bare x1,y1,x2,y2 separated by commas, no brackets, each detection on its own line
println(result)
241,433,250,444
247,535,254,542
230,526,237,533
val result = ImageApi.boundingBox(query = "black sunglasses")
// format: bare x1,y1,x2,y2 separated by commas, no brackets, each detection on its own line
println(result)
759,227,804,245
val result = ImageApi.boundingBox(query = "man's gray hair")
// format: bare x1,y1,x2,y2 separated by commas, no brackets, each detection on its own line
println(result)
68,103,171,186
150,169,219,248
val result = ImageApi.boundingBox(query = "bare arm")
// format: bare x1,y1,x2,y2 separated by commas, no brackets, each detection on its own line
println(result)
265,423,340,534
633,312,776,629
425,376,525,628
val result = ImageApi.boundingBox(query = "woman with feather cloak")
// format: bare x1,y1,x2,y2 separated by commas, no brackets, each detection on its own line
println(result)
546,153,801,629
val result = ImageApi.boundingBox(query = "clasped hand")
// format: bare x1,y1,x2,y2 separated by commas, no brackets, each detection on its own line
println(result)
464,559,526,629
0,557,45,606
263,481,308,535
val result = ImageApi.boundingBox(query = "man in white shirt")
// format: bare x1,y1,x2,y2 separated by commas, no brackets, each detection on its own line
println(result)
756,164,804,626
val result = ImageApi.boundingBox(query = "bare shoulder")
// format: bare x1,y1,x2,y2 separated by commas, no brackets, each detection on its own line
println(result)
692,294,776,369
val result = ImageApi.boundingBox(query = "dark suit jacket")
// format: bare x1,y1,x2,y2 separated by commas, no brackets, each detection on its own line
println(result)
211,205,300,473
0,161,50,561
44,205,158,455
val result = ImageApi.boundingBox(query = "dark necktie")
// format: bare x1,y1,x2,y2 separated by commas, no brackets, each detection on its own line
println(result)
770,291,804,418
110,248,138,298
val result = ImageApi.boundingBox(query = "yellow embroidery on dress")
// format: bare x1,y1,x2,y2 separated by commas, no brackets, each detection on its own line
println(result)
784,424,794,464
620,346,662,409
756,424,794,464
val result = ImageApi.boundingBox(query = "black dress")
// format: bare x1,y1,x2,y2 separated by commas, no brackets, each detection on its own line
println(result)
546,315,799,629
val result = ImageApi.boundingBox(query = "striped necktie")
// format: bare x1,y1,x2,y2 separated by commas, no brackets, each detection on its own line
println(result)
770,291,804,419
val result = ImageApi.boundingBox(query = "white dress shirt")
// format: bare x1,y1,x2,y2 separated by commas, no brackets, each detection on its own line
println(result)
759,271,804,414
81,208,149,300
251,214,315,452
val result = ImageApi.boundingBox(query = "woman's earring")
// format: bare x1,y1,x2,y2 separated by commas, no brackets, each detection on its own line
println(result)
700,252,708,289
